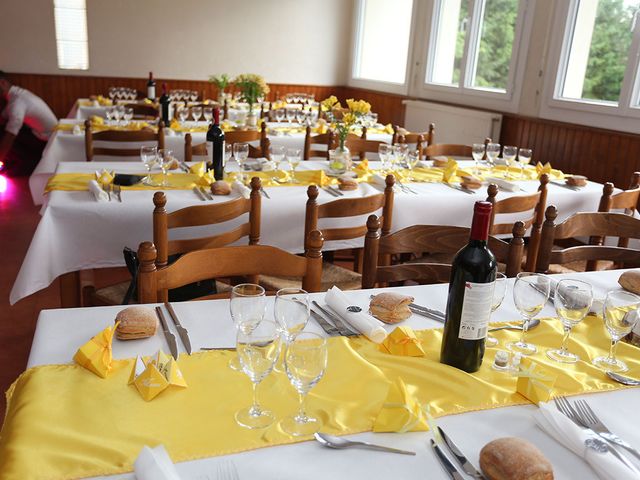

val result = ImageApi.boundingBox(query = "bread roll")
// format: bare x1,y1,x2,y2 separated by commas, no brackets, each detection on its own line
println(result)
461,175,482,189
619,270,640,295
115,306,158,340
480,437,553,480
432,156,449,167
211,180,231,195
369,292,414,323
338,176,358,191
566,175,587,187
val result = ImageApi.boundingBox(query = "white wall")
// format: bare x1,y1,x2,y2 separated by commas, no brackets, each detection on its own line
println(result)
0,0,354,85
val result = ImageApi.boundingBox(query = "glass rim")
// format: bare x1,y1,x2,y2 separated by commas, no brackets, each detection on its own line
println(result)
605,289,640,303
231,283,266,297
287,330,327,346
276,287,308,297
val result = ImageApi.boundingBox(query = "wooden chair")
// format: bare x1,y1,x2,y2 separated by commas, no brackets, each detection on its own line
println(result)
84,120,165,161
303,126,338,160
137,230,325,303
362,215,525,288
260,176,395,292
394,123,435,159
486,174,549,271
536,206,640,273
123,103,159,120
424,137,492,159
345,136,387,161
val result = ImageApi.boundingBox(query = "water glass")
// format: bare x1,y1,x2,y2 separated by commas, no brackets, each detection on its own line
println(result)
507,272,551,355
191,106,202,123
177,107,188,125
140,145,157,185
274,288,310,341
229,284,267,371
270,145,285,181
123,107,134,125
287,148,302,183
378,144,391,172
275,108,285,123
286,108,296,123
471,143,485,175
233,143,250,180
486,272,507,347
502,145,518,179
592,290,640,372
281,332,328,436
518,148,532,179
157,149,174,187
203,107,213,123
546,279,592,363
235,320,281,429
406,149,420,180
485,143,501,169
393,144,408,171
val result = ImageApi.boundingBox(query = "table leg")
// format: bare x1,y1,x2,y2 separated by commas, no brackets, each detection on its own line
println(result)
59,271,81,308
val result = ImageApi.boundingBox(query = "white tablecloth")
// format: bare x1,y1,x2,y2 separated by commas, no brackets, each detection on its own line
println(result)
25,269,640,480
11,160,605,305
29,118,391,205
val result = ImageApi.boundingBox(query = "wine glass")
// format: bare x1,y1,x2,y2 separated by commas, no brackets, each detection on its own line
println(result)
116,105,125,126
177,107,188,126
123,107,134,125
233,143,250,182
191,106,202,123
108,87,116,102
275,108,285,123
203,107,213,123
105,107,115,125
592,290,640,372
140,145,157,185
502,146,518,179
507,272,551,355
296,110,307,125
274,288,310,341
393,144,408,172
281,332,328,436
157,149,174,186
378,144,391,172
224,143,233,168
472,143,485,175
286,108,296,124
270,145,285,182
485,143,501,169
517,148,532,179
112,105,122,125
547,279,593,363
406,149,420,181
229,284,267,371
286,148,302,183
486,272,507,347
235,319,281,429
190,91,198,102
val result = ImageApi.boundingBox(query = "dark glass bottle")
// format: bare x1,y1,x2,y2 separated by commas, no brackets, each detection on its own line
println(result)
440,201,497,373
159,83,170,127
206,107,225,180
146,71,156,100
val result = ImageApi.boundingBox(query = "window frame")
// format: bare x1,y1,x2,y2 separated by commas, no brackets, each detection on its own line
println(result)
52,0,90,71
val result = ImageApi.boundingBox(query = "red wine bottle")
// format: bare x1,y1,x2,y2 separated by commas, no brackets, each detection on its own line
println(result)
440,201,497,373
206,107,225,180
159,83,170,126
146,71,156,100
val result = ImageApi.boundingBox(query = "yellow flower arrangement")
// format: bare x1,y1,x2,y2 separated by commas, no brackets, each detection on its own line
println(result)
321,95,341,112
233,73,270,114
321,96,373,149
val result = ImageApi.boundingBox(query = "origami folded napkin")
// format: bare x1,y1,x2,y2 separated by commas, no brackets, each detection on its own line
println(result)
442,158,458,183
73,323,118,378
516,357,557,404
130,350,187,401
378,326,425,357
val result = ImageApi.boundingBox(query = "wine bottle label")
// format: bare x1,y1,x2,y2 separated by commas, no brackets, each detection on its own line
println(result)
457,281,495,340
206,141,213,157
147,86,156,99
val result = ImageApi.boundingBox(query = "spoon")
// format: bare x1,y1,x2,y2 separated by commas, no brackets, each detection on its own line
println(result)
314,432,415,455
606,371,640,386
488,319,540,332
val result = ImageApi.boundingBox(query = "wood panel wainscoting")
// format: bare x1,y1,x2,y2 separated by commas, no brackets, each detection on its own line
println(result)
5,72,639,188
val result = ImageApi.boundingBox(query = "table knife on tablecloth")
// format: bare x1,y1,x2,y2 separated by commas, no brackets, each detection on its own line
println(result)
164,302,192,354
438,427,486,479
430,439,465,480
310,310,341,336
155,306,179,360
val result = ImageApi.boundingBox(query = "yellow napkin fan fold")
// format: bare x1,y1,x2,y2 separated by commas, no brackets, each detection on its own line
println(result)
378,326,425,357
129,350,187,401
73,323,118,378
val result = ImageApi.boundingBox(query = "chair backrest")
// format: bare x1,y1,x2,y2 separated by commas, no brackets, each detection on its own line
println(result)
304,175,395,248
303,126,338,160
123,103,159,120
345,136,386,161
152,177,262,269
137,230,325,302
362,214,525,288
424,137,492,159
536,206,640,273
394,123,435,159
487,174,549,271
84,120,165,161
184,132,270,162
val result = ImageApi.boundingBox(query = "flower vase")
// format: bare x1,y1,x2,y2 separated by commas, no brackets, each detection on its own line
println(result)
246,112,258,129
328,147,352,175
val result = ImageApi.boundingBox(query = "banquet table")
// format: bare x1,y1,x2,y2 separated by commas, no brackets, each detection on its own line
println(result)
11,160,605,306
15,269,640,479
28,119,392,205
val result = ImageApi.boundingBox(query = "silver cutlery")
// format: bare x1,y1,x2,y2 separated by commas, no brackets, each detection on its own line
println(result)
310,310,341,336
199,186,213,200
396,180,418,194
104,184,112,201
606,371,640,386
311,301,358,336
193,186,207,201
216,460,240,480
431,439,465,480
438,427,486,479
443,182,475,195
260,186,270,199
488,319,540,332
314,432,415,455
321,186,339,197
164,302,192,354
154,306,179,360
327,185,344,196
114,184,122,202
201,346,236,351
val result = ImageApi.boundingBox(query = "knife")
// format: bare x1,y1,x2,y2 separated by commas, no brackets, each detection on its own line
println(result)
443,182,475,195
155,306,179,360
311,301,357,336
192,186,206,201
321,186,339,197
260,186,271,199
310,310,341,336
430,439,465,480
199,186,213,200
438,427,486,479
164,302,192,354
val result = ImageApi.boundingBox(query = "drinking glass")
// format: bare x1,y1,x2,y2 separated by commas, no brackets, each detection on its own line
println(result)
517,148,532,179
592,291,640,372
140,145,158,185
275,108,285,123
108,87,116,102
112,106,122,125
191,106,202,123
486,272,507,347
502,146,518,179
235,319,281,429
203,107,213,123
157,149,174,186
286,108,296,124
471,143,485,175
296,110,307,125
177,107,188,126
105,107,115,125
270,145,285,181
406,149,420,180
116,105,125,126
286,148,302,183
224,143,233,168
485,143,501,169
123,107,134,125
393,144,408,171
233,143,250,182
547,279,593,363
190,91,198,102
274,288,310,341
229,284,267,371
507,272,551,355
281,332,328,436
378,144,391,172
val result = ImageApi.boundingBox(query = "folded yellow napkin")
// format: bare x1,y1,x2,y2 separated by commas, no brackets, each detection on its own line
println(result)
354,158,370,174
378,326,425,357
535,162,552,179
143,98,154,105
96,95,112,106
189,161,206,177
73,323,118,378
170,119,181,130
130,350,187,402
373,378,429,433
95,169,114,187
384,123,394,134
442,158,458,183
90,115,105,126
516,357,557,405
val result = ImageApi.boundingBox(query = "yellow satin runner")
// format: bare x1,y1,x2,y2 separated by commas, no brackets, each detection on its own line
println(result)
44,173,207,193
1,315,638,479
54,122,156,133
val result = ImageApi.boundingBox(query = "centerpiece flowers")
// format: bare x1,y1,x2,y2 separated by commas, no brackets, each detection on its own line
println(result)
234,73,270,127
321,96,371,174
209,73,230,104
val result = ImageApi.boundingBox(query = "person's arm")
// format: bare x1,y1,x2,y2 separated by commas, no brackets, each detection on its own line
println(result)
0,131,16,164
0,100,24,164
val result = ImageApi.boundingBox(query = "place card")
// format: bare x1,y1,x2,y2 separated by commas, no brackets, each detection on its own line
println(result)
129,350,187,401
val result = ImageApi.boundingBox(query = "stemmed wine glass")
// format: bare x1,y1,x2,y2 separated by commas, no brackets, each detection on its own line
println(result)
281,332,328,436
592,291,640,372
235,319,281,429
203,107,213,124
507,272,551,355
502,146,517,179
275,108,285,123
486,272,507,347
547,279,593,363
472,143,485,175
105,107,115,125
157,149,174,187
485,143,501,169
233,143,250,183
287,148,302,183
270,145,285,182
378,144,391,173
224,143,233,168
177,107,189,126
123,107,134,126
406,149,420,181
296,110,307,125
116,105,125,126
191,106,202,124
112,105,122,126
274,288,310,371
286,108,296,124
517,148,532,179
140,145,157,185
392,144,408,172
229,284,267,371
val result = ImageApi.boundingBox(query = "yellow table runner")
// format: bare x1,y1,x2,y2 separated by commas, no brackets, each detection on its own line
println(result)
1,315,638,479
54,122,157,133
44,173,208,193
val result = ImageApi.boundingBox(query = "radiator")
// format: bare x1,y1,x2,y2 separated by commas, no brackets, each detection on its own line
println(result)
402,100,502,144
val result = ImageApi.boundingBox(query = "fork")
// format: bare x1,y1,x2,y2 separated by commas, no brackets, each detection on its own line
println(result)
113,184,122,202
216,460,240,480
575,399,640,461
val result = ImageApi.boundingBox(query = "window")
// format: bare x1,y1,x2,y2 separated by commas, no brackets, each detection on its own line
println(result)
53,0,89,70
426,0,521,94
352,0,414,84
